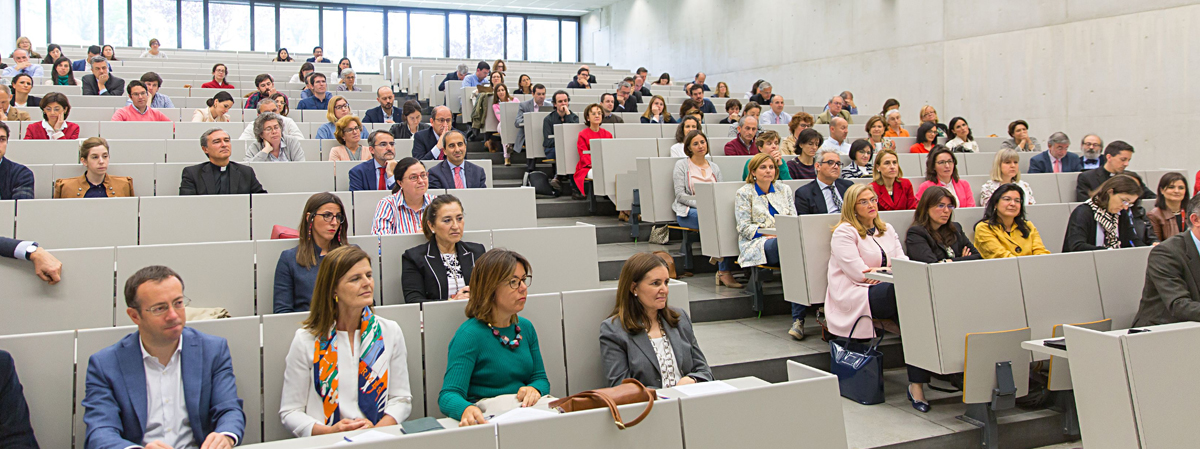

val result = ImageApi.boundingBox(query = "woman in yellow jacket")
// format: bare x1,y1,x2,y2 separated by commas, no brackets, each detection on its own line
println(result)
973,183,1050,258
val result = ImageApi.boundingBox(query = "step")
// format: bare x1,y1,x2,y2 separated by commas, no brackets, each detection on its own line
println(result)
537,216,651,245
535,195,617,218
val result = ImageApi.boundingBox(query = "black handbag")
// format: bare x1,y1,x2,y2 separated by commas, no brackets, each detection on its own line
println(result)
828,315,885,405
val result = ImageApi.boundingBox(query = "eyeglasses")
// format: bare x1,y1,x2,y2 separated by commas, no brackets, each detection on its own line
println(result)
374,141,396,148
935,160,955,166
819,160,843,167
144,297,191,316
130,91,149,98
404,172,429,182
312,212,345,223
856,197,879,206
263,125,281,133
433,117,454,124
934,203,956,211
344,126,361,133
507,275,533,290
334,104,350,111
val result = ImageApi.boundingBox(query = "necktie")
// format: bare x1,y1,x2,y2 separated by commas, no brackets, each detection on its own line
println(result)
1053,158,1061,173
378,167,386,190
828,185,842,212
454,166,465,189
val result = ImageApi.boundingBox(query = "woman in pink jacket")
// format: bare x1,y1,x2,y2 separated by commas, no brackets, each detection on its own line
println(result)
915,145,975,208
825,183,934,413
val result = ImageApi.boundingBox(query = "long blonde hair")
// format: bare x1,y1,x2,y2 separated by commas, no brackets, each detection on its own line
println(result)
989,148,1022,183
836,184,888,238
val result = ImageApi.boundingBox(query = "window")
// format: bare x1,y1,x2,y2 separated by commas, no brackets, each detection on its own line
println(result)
181,0,205,50
132,0,178,48
51,0,99,46
346,10,382,73
322,6,343,60
469,14,502,61
526,18,558,62
387,11,407,57
103,0,129,46
409,12,444,58
448,13,466,59
561,20,577,63
506,16,524,61
279,6,319,57
209,1,250,51
20,0,48,45
253,4,276,53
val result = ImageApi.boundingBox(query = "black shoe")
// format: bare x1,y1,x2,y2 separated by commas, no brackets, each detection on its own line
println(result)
549,178,562,192
571,191,586,200
907,388,931,413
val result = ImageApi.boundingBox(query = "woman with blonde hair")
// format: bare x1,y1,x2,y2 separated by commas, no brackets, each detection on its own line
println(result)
979,149,1035,206
734,153,797,271
316,96,361,141
329,116,369,161
279,245,412,436
712,82,731,98
640,95,675,124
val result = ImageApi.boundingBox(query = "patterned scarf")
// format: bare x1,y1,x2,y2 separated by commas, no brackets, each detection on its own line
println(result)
1088,200,1121,249
313,307,388,426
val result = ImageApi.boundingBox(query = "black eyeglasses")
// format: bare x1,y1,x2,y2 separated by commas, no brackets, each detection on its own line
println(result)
311,212,345,223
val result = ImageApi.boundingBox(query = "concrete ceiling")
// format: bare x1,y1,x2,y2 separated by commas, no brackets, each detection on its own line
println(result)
292,0,616,16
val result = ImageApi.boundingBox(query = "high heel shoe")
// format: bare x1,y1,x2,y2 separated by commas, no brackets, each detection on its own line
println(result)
907,386,930,413
504,157,511,166
716,271,744,288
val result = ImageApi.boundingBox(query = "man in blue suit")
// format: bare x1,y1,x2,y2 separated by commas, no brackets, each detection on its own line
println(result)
363,87,402,124
412,106,453,161
1028,132,1084,174
789,148,853,341
83,266,244,449
428,130,486,189
349,130,398,192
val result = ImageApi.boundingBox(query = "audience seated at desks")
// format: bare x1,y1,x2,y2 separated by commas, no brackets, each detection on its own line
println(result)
274,193,350,314
373,158,435,235
245,112,306,162
364,87,402,124
413,106,455,161
111,80,171,122
3,49,43,78
747,80,774,105
916,146,975,208
786,128,822,180
600,252,713,388
1079,134,1106,170
1076,140,1155,202
672,130,739,287
759,95,791,126
401,195,486,303
53,137,134,198
201,63,234,89
0,85,31,121
870,148,918,211
614,80,637,113
244,74,286,110
979,149,1036,206
306,46,330,64
348,130,399,192
973,183,1050,258
296,73,334,110
241,96,305,140
24,92,79,140
906,187,981,263
735,154,799,334
139,38,168,58
192,91,235,123
1064,174,1157,252
428,130,487,189
668,116,701,158
81,57,124,96
726,102,761,138
686,84,717,114
1132,195,1200,327
863,115,896,154
328,116,370,162
461,62,491,88
181,128,267,195
1000,119,1041,153
1148,172,1190,240
794,148,851,215
0,122,35,200
841,140,873,179
598,93,623,124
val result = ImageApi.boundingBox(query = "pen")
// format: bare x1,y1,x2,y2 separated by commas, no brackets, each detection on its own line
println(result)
343,436,354,443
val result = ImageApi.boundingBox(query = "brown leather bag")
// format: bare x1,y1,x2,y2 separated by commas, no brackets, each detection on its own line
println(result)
548,379,656,429
652,250,677,279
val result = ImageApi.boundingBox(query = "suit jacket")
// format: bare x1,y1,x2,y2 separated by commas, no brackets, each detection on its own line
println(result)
81,74,126,96
53,173,135,198
438,71,461,92
348,159,394,192
1063,202,1157,252
10,96,39,107
0,157,36,200
514,98,544,152
598,309,713,388
363,105,402,124
411,127,441,160
179,161,267,195
0,350,38,449
616,95,638,113
427,160,486,189
905,222,981,263
401,240,486,303
82,328,245,449
1028,150,1084,174
0,236,21,260
1133,232,1200,327
794,178,853,215
1076,168,1156,202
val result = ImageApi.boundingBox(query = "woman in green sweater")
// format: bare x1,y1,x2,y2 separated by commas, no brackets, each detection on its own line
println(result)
439,249,550,426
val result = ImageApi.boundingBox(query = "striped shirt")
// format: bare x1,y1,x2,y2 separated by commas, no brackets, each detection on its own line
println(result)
372,192,436,235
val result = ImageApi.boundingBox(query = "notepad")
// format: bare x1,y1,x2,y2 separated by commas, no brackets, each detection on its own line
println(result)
335,430,396,445
671,381,738,397
488,406,558,424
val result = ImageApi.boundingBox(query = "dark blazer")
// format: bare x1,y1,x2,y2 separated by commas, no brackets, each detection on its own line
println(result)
401,240,486,303
389,122,430,140
427,160,487,189
0,157,36,200
438,72,461,92
905,223,981,263
1028,151,1084,174
599,309,713,389
179,161,267,195
749,93,774,105
348,159,393,192
82,328,245,448
0,350,38,449
1076,168,1156,202
698,98,717,114
1063,202,1157,252
81,74,126,96
0,236,22,260
1133,232,1200,327
305,57,331,63
640,116,677,124
794,178,853,215
9,96,39,107
273,243,321,314
566,80,591,89
616,96,638,113
363,105,402,124
411,127,441,160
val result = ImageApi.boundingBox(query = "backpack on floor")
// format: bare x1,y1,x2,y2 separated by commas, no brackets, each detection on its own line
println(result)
523,171,557,197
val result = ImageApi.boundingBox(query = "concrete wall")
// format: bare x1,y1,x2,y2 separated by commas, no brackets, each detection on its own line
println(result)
581,0,1200,172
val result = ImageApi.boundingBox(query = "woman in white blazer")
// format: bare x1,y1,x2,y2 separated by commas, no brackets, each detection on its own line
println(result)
734,153,797,268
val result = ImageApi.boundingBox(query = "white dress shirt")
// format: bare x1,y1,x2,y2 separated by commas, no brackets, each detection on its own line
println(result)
820,137,852,155
139,335,193,449
279,317,412,437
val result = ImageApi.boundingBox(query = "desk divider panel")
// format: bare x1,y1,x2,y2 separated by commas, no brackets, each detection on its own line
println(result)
16,197,139,249
612,123,664,138
524,111,549,158
635,157,682,223
421,299,466,418
928,258,1027,373
708,156,750,180
151,162,191,196
352,190,393,236
116,241,256,319
592,138,657,197
0,200,12,235
1055,172,1080,204
1093,246,1153,329
491,224,599,294
140,194,251,244
254,238,302,315
1062,325,1139,449
958,174,990,205
50,163,157,198
1018,252,1105,347
799,213,843,305
103,139,168,164
1119,325,1200,448
0,247,116,335
100,121,176,139
24,164,54,198
371,304,427,421
693,182,744,258
165,140,211,163
897,153,924,177
378,233,436,305
498,101,521,147
246,161,336,194
451,187,536,231
250,191,353,240
1023,203,1071,253
1021,173,1062,204
680,380,848,449
892,260,941,373
655,137,676,157
0,330,75,449
186,316,265,444
518,293,568,399
497,399,682,449
261,311,308,442
5,139,79,164
333,160,358,192
775,215,811,306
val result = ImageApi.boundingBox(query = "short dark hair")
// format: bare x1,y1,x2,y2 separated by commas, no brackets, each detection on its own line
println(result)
368,129,393,147
724,99,742,112
391,157,424,194
533,83,546,93
477,61,491,71
1105,140,1134,157
552,90,570,103
916,121,938,145
254,73,274,88
140,71,163,86
797,128,824,147
126,80,147,96
309,72,327,83
0,121,9,139
682,130,707,157
40,92,71,120
123,265,184,308
313,46,323,52
576,67,589,75
88,45,102,55
601,93,615,103
1155,172,1191,211
688,84,703,94
848,139,873,162
636,67,648,75
401,99,421,119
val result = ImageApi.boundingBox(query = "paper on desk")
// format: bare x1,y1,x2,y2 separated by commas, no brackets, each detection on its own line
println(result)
671,381,737,397
335,430,396,445
488,407,558,424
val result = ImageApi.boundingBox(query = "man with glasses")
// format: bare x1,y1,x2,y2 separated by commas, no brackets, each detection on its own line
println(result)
428,130,486,189
724,116,759,156
83,266,245,449
1075,140,1155,202
540,90,578,170
181,129,267,195
296,73,332,110
1080,134,1106,170
111,80,171,122
816,95,852,125
1,49,43,78
413,106,455,161
789,147,853,339
349,130,399,192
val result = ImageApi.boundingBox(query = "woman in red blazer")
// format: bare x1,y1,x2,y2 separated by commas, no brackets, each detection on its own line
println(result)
201,63,235,89
870,148,918,211
23,92,79,140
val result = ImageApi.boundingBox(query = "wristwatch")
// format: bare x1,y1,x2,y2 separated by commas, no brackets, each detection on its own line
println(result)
24,242,39,260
